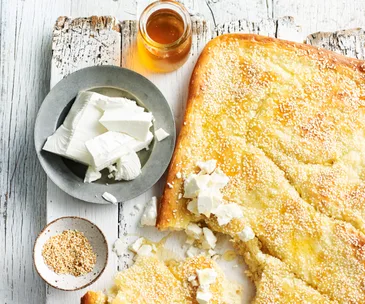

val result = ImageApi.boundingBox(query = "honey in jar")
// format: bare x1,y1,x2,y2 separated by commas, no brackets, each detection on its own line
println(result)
138,1,192,73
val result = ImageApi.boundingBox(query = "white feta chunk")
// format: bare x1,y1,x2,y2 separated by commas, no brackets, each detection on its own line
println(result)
184,174,211,198
196,290,212,304
129,237,145,253
196,268,217,286
107,173,114,179
213,203,243,226
197,190,222,217
85,131,133,171
185,223,203,240
202,227,217,249
102,192,118,205
208,169,229,190
95,96,144,112
43,91,107,165
238,226,255,242
197,159,217,174
115,149,141,181
84,166,101,183
187,199,199,215
137,244,153,257
140,196,158,227
99,110,153,141
186,246,201,258
155,128,170,141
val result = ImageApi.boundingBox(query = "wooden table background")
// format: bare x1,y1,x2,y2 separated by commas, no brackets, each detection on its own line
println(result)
1,0,365,303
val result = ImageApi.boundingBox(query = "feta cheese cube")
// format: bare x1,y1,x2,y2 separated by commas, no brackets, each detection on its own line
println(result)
209,169,229,190
197,159,217,174
197,190,222,217
84,166,101,183
102,192,118,205
196,290,212,304
85,131,133,171
238,226,255,242
202,228,217,249
185,223,203,240
187,199,199,215
196,268,217,286
115,149,141,181
155,128,170,141
137,244,153,257
213,203,243,226
186,246,201,258
99,110,153,141
184,174,211,198
128,237,145,253
140,197,158,227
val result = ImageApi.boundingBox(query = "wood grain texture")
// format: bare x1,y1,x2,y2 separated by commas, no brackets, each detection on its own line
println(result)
307,28,365,60
2,0,365,303
51,16,121,87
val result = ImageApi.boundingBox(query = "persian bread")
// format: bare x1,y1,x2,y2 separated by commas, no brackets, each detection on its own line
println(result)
157,34,365,303
81,255,242,304
234,238,336,304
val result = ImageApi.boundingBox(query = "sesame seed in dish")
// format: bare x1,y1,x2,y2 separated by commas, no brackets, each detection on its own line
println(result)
42,229,96,277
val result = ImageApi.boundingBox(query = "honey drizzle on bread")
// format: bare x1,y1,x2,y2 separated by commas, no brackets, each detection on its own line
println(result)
157,34,365,302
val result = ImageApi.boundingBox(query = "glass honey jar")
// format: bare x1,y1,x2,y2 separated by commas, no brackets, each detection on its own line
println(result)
138,0,192,73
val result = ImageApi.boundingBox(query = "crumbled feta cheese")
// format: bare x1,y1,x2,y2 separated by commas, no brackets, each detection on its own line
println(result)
140,196,158,226
128,237,145,253
178,193,183,199
208,169,229,190
185,223,203,239
102,192,118,205
197,190,222,217
84,166,101,183
197,159,217,174
208,249,216,256
196,268,217,286
183,174,210,198
214,203,243,226
115,149,141,181
155,128,170,141
202,227,217,249
176,172,182,179
187,199,199,215
137,244,153,256
167,182,173,189
238,226,255,242
186,246,201,258
108,173,114,179
196,290,212,304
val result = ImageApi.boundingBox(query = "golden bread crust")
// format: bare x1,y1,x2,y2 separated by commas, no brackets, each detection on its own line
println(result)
80,291,107,304
157,34,365,302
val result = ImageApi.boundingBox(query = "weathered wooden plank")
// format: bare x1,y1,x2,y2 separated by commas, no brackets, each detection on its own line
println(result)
306,28,365,60
214,16,302,42
51,16,121,87
46,16,121,304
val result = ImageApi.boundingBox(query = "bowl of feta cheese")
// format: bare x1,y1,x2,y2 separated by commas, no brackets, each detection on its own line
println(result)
34,66,175,204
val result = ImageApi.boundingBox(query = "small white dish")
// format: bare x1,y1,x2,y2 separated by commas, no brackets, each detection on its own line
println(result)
33,216,108,291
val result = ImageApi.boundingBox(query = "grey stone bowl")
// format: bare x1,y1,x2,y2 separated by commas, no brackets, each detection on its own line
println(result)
34,66,175,204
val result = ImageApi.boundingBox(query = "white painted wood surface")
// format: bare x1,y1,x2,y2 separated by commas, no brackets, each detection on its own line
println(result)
2,1,365,303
